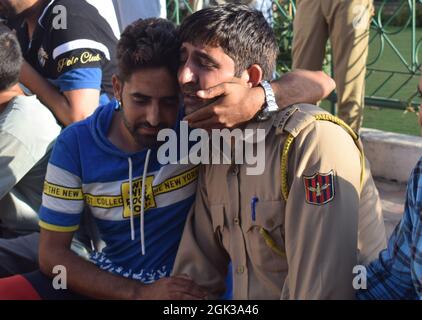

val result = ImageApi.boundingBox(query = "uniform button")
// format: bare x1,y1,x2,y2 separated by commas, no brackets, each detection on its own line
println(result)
236,266,245,274
234,218,240,225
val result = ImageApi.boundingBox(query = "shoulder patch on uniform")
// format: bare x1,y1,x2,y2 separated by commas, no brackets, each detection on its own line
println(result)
303,170,335,205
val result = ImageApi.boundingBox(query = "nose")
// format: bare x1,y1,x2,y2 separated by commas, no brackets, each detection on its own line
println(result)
178,62,197,86
146,101,160,127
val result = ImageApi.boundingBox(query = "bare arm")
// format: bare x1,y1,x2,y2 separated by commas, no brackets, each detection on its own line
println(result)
184,69,335,129
270,69,336,108
20,61,99,126
39,228,207,300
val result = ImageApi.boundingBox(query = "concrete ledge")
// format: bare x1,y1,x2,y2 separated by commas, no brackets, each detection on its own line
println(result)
361,128,422,183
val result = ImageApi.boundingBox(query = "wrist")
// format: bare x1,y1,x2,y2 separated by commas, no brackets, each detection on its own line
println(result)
131,282,149,300
254,81,279,121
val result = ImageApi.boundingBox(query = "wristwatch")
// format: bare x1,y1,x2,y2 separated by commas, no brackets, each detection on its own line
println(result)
255,81,279,121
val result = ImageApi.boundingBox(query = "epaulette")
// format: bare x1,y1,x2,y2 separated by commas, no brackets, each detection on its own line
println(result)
278,104,365,201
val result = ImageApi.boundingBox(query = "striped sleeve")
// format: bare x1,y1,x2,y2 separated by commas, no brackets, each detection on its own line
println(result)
49,13,108,92
39,131,84,232
357,160,422,300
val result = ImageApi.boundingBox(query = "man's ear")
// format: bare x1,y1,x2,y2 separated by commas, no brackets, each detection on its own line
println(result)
112,74,123,101
246,64,263,87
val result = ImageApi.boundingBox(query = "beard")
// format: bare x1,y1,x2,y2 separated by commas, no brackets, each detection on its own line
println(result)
121,108,168,150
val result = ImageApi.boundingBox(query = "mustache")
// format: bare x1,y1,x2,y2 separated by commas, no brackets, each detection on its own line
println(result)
181,83,201,97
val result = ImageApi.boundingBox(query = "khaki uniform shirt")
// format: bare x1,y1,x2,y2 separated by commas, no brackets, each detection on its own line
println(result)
172,104,386,300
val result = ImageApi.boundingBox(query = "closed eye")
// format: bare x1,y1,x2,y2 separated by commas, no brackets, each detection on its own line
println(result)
196,57,218,70
132,94,150,105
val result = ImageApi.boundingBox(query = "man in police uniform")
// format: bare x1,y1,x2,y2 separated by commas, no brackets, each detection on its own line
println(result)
292,0,374,132
172,4,386,299
0,0,118,126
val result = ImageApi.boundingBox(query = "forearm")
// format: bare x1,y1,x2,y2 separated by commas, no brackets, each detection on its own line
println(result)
273,70,336,108
184,70,335,129
20,61,74,126
39,248,142,300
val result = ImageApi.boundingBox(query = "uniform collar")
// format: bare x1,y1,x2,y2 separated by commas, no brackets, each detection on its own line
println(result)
37,0,56,28
242,116,275,145
241,105,304,146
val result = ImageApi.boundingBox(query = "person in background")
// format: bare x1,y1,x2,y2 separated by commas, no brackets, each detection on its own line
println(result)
357,74,422,300
292,0,374,132
0,26,61,276
86,0,121,39
112,0,167,31
0,0,118,126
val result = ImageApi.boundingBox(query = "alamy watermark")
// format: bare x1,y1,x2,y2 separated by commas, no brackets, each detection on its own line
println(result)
52,5,67,30
352,265,367,290
52,265,67,290
157,121,266,175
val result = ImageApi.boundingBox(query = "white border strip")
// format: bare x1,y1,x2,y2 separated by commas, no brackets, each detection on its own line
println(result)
53,39,111,60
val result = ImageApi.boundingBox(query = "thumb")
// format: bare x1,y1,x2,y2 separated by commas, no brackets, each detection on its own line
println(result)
174,274,193,281
197,84,226,100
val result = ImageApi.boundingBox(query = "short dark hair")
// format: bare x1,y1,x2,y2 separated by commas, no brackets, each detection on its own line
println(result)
117,18,180,81
0,26,22,91
179,4,279,81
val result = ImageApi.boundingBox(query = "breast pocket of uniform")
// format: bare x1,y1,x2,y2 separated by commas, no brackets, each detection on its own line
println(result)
210,204,229,250
245,200,287,273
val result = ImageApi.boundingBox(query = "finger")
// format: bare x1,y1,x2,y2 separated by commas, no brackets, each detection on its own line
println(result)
174,274,193,281
184,105,216,123
197,84,226,100
176,286,207,299
170,277,200,288
170,278,207,298
197,78,245,99
176,282,208,299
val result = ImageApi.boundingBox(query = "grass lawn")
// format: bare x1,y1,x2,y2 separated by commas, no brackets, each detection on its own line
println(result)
327,26,422,136
321,101,420,136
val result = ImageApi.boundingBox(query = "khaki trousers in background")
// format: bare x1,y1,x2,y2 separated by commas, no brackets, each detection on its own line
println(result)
293,0,374,132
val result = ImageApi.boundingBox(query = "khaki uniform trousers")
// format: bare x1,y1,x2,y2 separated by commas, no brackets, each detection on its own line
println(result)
293,0,374,132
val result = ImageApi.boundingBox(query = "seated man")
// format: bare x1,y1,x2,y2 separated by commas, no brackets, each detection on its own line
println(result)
172,4,386,300
0,17,335,300
357,74,422,300
0,0,118,126
0,27,61,275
